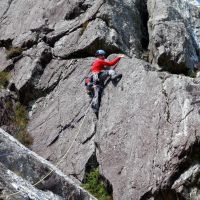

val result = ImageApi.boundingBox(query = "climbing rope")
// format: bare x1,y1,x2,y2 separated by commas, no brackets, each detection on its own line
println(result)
3,102,91,199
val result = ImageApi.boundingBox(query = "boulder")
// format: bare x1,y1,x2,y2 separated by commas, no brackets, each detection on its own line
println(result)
0,128,96,200
10,42,52,103
148,0,200,73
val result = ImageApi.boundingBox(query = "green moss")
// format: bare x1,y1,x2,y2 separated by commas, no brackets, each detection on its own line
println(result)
16,129,33,147
82,168,113,200
0,71,10,89
187,70,196,78
13,104,28,128
141,50,149,62
6,47,23,60
80,21,89,36
11,103,33,147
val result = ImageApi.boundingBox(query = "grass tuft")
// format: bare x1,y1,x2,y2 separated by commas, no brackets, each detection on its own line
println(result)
80,21,89,36
6,47,23,60
0,71,10,89
10,103,33,147
82,168,113,200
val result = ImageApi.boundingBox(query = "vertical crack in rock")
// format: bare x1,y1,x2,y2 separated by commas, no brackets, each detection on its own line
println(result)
159,74,171,124
84,152,99,177
18,50,53,105
0,0,14,21
82,151,113,198
136,0,149,51
0,39,12,49
140,190,153,200
162,87,171,124
65,1,91,20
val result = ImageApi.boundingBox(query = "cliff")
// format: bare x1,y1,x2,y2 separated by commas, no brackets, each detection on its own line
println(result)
0,0,200,199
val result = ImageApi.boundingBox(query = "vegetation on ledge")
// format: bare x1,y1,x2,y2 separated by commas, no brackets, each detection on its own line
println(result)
0,71,10,89
6,101,33,147
6,47,23,60
82,167,113,200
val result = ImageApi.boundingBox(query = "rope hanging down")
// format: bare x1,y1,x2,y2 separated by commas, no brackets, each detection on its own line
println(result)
3,102,91,199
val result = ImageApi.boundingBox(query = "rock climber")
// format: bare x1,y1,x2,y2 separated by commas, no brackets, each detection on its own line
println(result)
85,49,125,114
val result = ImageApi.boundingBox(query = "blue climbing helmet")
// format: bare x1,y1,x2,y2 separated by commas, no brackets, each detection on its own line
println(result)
95,49,106,57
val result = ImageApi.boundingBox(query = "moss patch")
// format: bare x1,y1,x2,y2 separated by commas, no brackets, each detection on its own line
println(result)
82,168,113,200
12,103,33,147
187,70,196,78
6,47,23,60
80,21,89,36
0,71,10,89
5,102,33,147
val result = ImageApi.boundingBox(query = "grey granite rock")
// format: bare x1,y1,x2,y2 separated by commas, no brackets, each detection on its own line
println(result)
0,0,200,199
10,42,52,103
0,128,97,200
0,48,13,71
12,31,39,49
28,55,200,199
148,0,200,73
28,57,96,183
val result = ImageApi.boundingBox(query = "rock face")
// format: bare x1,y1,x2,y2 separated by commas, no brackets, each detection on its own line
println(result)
0,128,96,200
148,0,200,73
97,57,200,199
0,0,200,200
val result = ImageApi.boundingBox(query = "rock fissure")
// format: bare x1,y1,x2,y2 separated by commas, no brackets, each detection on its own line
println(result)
82,123,97,145
82,151,113,199
136,0,149,51
162,86,171,124
65,1,91,21
47,0,105,48
63,61,79,80
0,39,12,49
140,190,153,200
0,0,14,21
58,103,87,136
179,108,194,123
17,50,53,105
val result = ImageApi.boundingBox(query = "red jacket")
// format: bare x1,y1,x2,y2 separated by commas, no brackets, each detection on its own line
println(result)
91,57,121,73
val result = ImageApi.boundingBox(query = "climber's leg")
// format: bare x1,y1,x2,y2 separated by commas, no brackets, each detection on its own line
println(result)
91,84,102,113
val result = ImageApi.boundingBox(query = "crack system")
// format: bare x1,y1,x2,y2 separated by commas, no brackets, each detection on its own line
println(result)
2,1,198,199
136,0,149,51
159,74,172,124
82,151,113,199
0,0,14,23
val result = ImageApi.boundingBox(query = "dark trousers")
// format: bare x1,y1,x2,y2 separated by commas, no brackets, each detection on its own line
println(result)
91,71,110,112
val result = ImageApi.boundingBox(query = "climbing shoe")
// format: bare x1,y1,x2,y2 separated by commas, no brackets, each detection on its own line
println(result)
112,73,122,80
86,89,94,98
